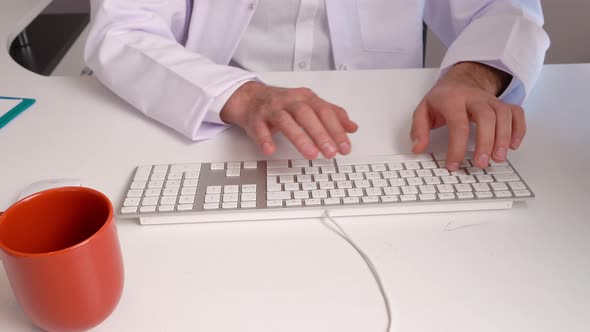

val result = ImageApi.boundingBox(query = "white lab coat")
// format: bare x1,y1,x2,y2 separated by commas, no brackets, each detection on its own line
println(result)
85,0,550,140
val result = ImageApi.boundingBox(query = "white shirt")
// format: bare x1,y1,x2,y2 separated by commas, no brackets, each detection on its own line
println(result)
232,0,333,72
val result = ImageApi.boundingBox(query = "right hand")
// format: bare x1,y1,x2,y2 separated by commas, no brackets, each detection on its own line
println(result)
220,81,358,160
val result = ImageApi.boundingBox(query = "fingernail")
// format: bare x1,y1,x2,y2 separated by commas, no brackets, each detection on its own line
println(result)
477,154,489,167
321,143,337,157
494,147,507,160
301,143,318,157
447,162,460,171
339,142,351,154
412,137,419,151
262,142,273,154
511,138,522,149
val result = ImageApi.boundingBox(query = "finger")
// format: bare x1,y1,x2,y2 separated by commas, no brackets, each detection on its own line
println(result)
314,103,353,155
288,103,339,158
326,102,358,133
410,101,431,154
269,109,320,160
468,103,496,168
509,104,526,150
444,106,470,171
490,101,512,162
248,120,276,156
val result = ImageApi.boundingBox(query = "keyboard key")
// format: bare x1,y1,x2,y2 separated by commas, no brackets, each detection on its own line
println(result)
124,197,141,207
387,162,404,171
437,193,456,200
467,167,485,175
184,171,200,179
365,188,382,196
381,196,399,203
372,179,389,187
304,199,322,206
291,159,310,167
294,191,310,199
127,189,143,198
459,175,476,183
314,174,329,182
167,171,183,180
312,190,328,199
485,166,514,174
279,175,295,183
297,174,313,182
329,189,346,198
476,175,494,183
165,180,181,188
267,168,302,176
362,196,379,204
355,165,370,173
365,172,381,180
419,185,436,194
432,168,450,177
419,194,436,201
442,176,458,184
475,191,494,199
472,183,490,192
336,181,353,189
206,186,222,194
267,192,291,200
513,190,532,197
178,204,194,211
227,162,241,169
158,205,175,212
457,192,474,199
162,188,179,196
399,170,415,178
343,197,360,204
400,194,417,202
338,165,354,173
181,187,197,195
160,196,177,205
226,169,240,177
490,182,509,191
389,179,406,187
508,182,527,190
285,199,302,207
416,169,433,177
140,206,156,213
222,202,239,209
370,164,387,172
153,165,169,173
121,206,138,214
347,189,364,197
205,194,221,203
304,167,320,174
312,159,334,167
284,183,300,191
148,181,164,189
242,184,257,193
243,161,258,169
131,181,147,189
204,203,219,210
423,177,441,185
421,161,437,169
142,191,160,203
404,161,421,170
494,191,513,198
183,179,199,187
141,197,159,206
267,200,283,207
302,182,318,190
401,186,419,195
321,166,337,174
383,187,401,196
241,193,257,201
170,164,201,172
437,184,455,193
348,173,364,181
354,180,370,188
455,184,473,192
319,182,335,190
210,162,225,170
134,165,153,181
224,185,239,193
323,198,340,205
267,184,282,192
494,173,520,182
382,171,398,179
241,201,257,208
330,173,347,181
179,195,195,204
407,177,424,186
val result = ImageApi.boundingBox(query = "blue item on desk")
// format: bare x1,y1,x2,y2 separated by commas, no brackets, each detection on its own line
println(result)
0,96,36,129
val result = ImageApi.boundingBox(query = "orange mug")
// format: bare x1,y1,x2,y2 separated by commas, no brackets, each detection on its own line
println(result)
0,187,124,332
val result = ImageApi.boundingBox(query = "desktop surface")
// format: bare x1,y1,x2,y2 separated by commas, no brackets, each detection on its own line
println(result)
1,1,590,331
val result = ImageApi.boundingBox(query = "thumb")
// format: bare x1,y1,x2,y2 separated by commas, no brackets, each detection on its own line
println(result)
410,102,431,153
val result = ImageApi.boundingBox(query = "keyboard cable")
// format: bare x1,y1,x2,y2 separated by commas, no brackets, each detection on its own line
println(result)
323,210,392,332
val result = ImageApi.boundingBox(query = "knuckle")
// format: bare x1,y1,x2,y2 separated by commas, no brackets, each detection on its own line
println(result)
271,110,291,126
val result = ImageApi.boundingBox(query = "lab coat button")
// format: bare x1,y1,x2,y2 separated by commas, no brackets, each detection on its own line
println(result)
248,2,256,10
298,61,308,69
338,64,348,71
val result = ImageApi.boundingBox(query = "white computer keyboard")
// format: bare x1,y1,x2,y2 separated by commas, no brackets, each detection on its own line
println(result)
118,152,534,225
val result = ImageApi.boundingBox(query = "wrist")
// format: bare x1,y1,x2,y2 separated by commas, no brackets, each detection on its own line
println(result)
443,62,512,96
220,81,267,126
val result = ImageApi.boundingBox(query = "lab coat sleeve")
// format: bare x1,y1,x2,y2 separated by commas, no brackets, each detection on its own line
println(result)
424,0,550,105
84,0,256,140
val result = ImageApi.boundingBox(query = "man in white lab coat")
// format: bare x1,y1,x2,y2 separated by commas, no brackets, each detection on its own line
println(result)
85,0,549,170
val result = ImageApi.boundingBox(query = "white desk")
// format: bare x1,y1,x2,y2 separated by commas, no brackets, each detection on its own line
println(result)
2,1,590,331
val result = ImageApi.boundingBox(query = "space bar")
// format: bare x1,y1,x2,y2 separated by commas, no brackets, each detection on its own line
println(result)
336,154,433,166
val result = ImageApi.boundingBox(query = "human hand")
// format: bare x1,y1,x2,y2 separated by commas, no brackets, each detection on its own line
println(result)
220,81,358,159
410,62,525,171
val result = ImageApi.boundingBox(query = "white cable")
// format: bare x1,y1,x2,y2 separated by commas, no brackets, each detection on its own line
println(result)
323,210,392,332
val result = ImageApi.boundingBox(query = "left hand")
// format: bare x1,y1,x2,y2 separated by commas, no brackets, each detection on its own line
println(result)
410,62,526,171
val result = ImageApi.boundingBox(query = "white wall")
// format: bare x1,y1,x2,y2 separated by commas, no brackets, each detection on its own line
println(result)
425,0,590,68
